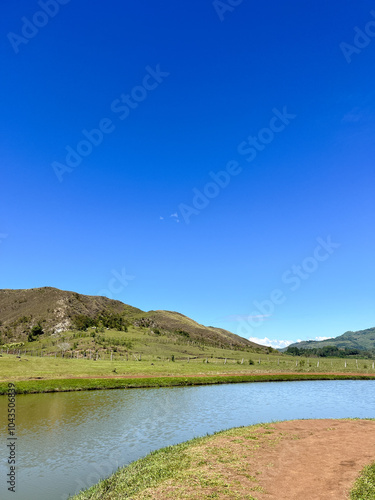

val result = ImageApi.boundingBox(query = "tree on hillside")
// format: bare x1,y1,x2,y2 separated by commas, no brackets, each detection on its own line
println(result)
72,315,95,331
58,342,70,354
28,323,44,342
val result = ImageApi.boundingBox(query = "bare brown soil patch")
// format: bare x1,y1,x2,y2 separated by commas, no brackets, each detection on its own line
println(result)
255,419,375,499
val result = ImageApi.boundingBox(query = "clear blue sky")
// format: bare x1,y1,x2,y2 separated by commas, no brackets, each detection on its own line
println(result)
1,0,374,347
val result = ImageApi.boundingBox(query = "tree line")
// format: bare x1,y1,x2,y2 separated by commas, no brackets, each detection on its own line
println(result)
286,345,375,359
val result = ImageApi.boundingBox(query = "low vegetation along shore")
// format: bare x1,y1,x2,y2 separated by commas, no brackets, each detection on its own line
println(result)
2,372,375,395
0,350,375,394
68,419,375,500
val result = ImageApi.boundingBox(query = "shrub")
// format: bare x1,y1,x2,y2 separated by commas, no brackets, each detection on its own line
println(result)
28,323,44,342
175,329,190,338
72,315,94,331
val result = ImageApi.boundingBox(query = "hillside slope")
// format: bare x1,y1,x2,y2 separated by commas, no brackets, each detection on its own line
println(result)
0,287,264,351
286,327,375,352
134,310,259,350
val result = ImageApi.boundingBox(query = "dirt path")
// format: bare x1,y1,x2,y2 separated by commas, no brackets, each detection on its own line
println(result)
255,419,375,499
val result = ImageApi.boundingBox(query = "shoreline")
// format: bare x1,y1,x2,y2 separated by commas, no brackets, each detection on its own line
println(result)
69,418,375,499
1,372,374,395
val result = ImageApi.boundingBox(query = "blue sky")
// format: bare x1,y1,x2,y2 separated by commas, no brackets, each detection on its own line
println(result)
1,0,374,348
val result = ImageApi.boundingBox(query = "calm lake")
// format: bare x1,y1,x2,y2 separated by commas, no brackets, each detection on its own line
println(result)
1,380,374,500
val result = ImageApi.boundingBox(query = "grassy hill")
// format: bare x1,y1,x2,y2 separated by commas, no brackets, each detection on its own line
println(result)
286,327,375,353
0,287,267,353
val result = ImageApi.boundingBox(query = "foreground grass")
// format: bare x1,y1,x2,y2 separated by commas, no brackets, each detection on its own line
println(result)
70,422,277,500
351,462,375,499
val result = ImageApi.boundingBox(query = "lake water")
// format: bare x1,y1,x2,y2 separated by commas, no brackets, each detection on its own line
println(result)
0,380,374,500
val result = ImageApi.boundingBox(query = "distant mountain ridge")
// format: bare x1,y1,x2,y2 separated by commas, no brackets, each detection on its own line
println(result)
0,287,267,351
285,327,375,352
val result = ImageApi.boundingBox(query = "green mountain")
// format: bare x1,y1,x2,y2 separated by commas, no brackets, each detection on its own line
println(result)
0,287,267,352
286,327,375,353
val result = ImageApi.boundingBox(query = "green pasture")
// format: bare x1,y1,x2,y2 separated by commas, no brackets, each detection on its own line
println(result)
0,326,374,394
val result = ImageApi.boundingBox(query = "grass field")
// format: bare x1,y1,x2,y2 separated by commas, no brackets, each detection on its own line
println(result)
0,351,374,394
0,351,374,379
1,326,374,394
